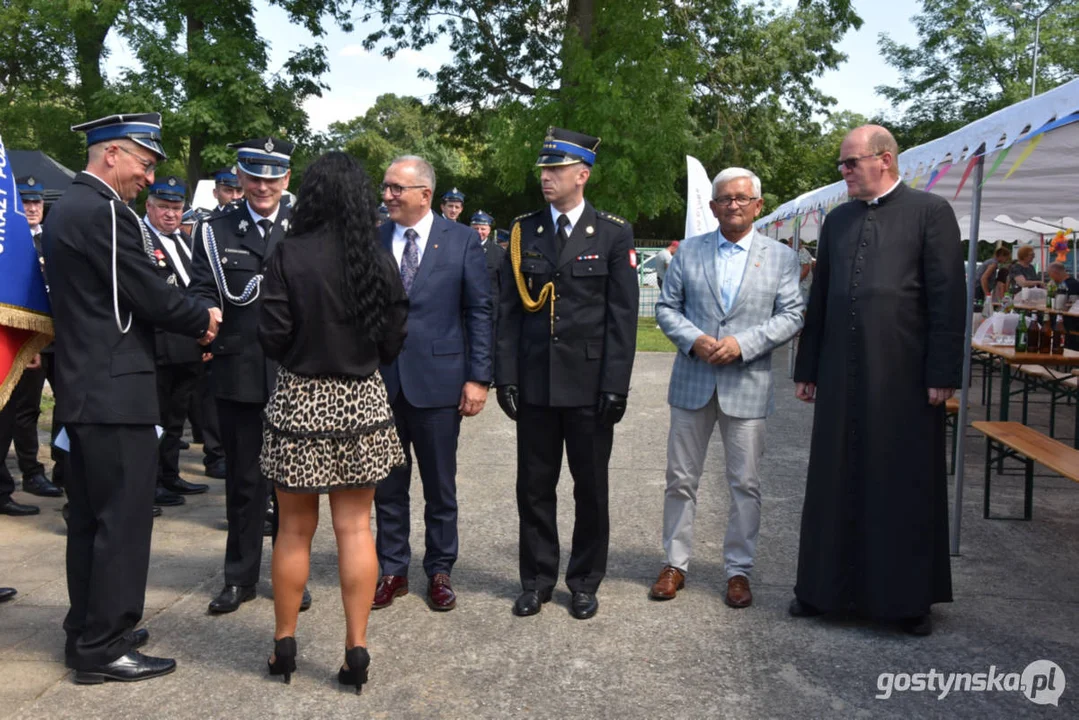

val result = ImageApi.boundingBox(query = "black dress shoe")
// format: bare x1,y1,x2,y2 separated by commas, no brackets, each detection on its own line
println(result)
0,498,40,516
900,615,933,636
154,486,185,507
74,650,176,684
208,585,256,614
204,460,226,479
788,598,824,618
131,628,149,649
0,587,16,602
512,589,552,617
23,473,63,497
300,587,312,612
160,477,209,495
570,592,599,620
178,440,191,450
152,506,163,518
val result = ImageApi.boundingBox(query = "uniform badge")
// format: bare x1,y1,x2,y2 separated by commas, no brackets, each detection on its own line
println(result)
281,218,289,231
167,177,177,186
585,225,594,236
238,219,249,233
154,248,167,265
166,273,178,286
264,138,274,153
629,249,638,269
27,176,36,186
537,225,544,234
221,257,228,265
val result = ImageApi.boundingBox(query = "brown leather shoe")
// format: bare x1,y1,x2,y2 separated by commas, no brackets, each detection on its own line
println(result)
427,573,456,611
372,575,408,609
649,566,685,600
725,575,752,608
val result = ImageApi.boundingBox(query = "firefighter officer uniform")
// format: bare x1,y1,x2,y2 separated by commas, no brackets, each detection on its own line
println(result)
189,137,308,614
495,127,639,620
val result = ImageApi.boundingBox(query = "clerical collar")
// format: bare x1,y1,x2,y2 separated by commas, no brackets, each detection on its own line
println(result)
867,179,902,206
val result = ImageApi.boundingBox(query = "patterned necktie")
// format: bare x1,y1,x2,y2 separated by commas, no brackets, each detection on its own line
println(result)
556,213,571,251
257,218,274,237
401,228,420,294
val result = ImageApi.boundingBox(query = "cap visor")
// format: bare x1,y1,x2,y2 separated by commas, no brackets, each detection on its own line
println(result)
237,161,289,179
536,155,586,167
132,137,167,161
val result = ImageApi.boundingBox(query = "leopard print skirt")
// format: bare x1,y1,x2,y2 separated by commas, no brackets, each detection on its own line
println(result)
261,367,405,493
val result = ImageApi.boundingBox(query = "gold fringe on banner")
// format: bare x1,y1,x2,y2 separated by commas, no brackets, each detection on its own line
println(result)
0,306,54,409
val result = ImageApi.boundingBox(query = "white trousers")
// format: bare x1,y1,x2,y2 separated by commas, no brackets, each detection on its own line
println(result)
662,395,766,579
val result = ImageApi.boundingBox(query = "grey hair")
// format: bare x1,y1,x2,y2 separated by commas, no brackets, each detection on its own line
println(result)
390,154,436,193
712,167,761,199
1049,261,1069,273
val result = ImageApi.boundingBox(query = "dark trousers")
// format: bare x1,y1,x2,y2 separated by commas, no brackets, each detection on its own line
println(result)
63,423,157,669
516,403,613,594
218,399,270,587
155,362,200,483
375,396,461,577
191,365,224,466
0,363,47,499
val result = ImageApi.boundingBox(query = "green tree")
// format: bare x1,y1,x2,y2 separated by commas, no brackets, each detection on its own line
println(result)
877,0,1079,148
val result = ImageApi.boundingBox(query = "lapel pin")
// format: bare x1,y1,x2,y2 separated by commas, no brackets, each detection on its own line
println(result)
537,225,544,234
755,262,761,267
221,257,228,265
433,244,439,249
281,218,289,231
238,219,249,233
585,225,594,236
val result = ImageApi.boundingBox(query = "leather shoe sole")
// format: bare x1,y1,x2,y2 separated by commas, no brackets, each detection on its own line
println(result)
512,589,553,617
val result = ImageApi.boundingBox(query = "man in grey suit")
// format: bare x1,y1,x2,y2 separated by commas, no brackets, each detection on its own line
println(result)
651,167,803,608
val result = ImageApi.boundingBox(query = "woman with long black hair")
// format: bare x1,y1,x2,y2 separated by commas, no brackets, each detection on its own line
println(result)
257,151,408,693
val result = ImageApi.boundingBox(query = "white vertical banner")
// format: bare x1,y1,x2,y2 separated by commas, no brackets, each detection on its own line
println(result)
685,156,718,239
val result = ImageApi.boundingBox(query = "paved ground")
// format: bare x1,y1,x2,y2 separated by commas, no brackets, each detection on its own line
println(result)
1,349,1077,718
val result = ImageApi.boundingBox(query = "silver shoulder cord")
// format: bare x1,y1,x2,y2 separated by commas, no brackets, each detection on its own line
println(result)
202,223,262,306
109,201,133,334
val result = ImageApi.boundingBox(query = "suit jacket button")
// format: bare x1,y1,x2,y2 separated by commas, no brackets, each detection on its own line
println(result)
552,336,559,343
555,272,561,278
721,320,727,326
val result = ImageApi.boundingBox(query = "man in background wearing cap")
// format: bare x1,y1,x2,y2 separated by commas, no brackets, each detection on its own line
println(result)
143,176,211,509
211,168,243,212
0,178,64,515
43,112,220,683
190,137,309,615
495,128,638,620
441,187,465,222
373,155,492,613
471,210,505,335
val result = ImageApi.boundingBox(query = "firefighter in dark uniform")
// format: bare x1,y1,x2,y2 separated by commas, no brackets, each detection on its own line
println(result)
143,176,210,505
211,167,243,212
441,187,465,221
43,113,218,682
190,137,309,615
495,127,639,620
471,210,504,334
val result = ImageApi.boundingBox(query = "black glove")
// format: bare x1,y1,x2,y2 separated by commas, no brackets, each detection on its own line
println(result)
496,385,519,421
597,392,627,427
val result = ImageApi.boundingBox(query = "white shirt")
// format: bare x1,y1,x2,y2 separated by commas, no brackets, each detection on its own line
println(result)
144,217,191,286
549,200,586,238
868,178,902,205
247,202,280,236
392,210,436,266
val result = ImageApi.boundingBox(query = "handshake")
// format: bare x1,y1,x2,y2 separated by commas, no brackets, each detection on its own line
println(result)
199,307,223,346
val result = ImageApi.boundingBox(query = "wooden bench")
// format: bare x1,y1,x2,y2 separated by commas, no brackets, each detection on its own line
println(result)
972,421,1079,520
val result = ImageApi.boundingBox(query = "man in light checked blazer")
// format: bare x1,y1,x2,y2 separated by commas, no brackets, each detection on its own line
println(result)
651,167,804,608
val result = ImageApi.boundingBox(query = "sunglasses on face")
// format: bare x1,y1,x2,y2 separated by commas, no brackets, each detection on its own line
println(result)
837,152,882,173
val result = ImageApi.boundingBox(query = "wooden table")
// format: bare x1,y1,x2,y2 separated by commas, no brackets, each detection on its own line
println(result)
972,342,1079,450
1009,303,1079,318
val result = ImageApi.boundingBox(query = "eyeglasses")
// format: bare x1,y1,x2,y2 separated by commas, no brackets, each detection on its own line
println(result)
712,195,760,207
114,144,157,175
837,152,882,172
379,183,427,197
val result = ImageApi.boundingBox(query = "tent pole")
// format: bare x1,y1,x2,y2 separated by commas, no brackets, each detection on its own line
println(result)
952,153,985,556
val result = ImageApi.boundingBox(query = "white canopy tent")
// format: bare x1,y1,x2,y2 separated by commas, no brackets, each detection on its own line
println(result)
756,78,1079,553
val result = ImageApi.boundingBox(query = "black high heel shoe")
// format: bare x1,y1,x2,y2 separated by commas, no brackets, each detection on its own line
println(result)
338,646,370,694
268,637,297,684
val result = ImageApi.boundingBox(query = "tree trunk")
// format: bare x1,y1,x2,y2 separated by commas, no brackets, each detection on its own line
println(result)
185,9,205,189
71,1,127,118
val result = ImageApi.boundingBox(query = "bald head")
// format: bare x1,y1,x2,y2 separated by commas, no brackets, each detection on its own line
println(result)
839,124,901,201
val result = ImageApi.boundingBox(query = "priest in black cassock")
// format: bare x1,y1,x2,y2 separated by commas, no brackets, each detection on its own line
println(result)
790,125,965,637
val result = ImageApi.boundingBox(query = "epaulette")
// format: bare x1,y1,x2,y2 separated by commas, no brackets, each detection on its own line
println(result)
597,211,627,226
513,209,543,224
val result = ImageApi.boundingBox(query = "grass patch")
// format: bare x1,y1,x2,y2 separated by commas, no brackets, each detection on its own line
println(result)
637,318,676,352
